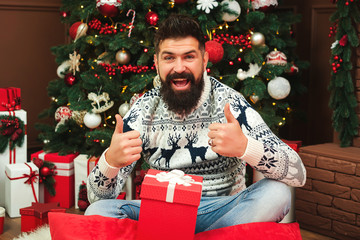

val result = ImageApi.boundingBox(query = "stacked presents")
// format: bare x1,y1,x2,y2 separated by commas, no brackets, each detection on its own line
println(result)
0,87,131,232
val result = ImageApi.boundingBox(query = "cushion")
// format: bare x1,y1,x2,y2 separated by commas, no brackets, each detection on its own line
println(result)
48,212,301,240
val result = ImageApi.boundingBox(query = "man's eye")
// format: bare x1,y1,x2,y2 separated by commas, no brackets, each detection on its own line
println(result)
185,55,195,59
164,56,174,60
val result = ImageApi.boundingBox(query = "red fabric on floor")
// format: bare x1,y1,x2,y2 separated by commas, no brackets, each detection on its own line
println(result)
48,212,302,240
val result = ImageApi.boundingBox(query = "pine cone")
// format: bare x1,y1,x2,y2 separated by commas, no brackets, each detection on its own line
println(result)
78,188,88,200
78,199,90,211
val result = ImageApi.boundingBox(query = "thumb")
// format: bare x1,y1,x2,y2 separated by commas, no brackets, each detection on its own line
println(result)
224,103,237,123
114,114,124,134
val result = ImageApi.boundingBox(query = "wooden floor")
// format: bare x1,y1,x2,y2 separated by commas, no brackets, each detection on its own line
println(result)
0,207,335,240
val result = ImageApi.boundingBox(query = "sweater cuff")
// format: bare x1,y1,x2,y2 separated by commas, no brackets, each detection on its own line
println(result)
238,136,264,167
98,148,121,179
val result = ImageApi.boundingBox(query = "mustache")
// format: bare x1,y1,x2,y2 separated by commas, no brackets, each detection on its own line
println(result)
166,72,195,82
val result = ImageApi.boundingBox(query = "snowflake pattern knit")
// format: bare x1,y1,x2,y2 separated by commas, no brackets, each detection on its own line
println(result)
87,75,306,203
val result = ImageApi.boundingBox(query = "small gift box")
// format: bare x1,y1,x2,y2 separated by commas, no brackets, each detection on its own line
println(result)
5,162,39,218
20,202,66,232
0,109,27,206
31,151,79,208
0,87,21,111
137,169,203,240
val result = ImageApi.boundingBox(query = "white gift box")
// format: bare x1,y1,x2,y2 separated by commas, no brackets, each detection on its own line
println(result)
5,162,39,218
74,154,134,208
0,109,27,206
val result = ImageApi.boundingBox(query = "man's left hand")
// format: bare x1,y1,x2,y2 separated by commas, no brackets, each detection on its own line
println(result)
208,103,248,157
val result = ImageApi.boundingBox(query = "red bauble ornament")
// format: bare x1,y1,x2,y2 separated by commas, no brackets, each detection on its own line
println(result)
339,34,348,46
69,22,88,41
205,40,224,64
96,0,122,17
266,50,287,66
174,0,188,3
145,11,159,26
40,166,51,177
64,73,77,86
251,0,278,12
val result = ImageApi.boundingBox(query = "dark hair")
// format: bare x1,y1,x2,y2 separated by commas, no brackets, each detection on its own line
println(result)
154,14,206,54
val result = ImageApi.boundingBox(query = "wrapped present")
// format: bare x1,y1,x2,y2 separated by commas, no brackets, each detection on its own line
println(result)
20,202,66,232
137,169,203,240
0,87,21,111
0,109,27,206
31,151,79,208
74,155,99,209
281,139,302,153
4,162,39,218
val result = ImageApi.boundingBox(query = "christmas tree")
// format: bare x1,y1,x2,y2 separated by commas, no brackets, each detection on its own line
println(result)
36,0,308,157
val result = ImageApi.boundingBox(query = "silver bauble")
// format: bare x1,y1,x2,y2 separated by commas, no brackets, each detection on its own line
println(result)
118,102,130,117
221,0,241,22
115,49,131,65
83,112,102,129
267,77,291,100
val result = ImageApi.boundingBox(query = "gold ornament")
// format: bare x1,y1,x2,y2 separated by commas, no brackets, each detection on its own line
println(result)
251,32,266,46
71,110,87,125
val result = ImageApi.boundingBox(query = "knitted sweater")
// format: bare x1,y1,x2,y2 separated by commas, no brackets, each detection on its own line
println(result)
87,75,306,203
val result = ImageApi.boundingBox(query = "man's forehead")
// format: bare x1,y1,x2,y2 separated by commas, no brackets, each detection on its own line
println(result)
158,37,201,54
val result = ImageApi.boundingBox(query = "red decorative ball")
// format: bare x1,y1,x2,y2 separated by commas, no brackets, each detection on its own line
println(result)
205,40,224,64
40,166,51,177
78,199,90,211
145,11,159,26
174,0,188,3
96,0,122,17
69,22,88,41
64,73,77,86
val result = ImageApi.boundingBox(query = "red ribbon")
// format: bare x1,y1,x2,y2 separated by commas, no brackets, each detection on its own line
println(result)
1,88,21,111
5,163,39,203
87,157,99,176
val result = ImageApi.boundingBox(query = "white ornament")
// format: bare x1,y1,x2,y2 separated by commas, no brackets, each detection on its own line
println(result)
69,51,81,75
57,61,71,79
266,50,287,66
331,40,339,49
74,23,88,41
251,0,278,9
54,106,73,132
88,92,114,113
267,77,291,100
221,0,241,22
118,102,130,117
197,0,219,14
237,63,262,80
83,112,102,129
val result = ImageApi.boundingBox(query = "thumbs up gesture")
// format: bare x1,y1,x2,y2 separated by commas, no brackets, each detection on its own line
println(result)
208,103,248,157
105,114,143,168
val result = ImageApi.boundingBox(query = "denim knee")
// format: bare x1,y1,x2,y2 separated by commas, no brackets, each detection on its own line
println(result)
84,199,107,216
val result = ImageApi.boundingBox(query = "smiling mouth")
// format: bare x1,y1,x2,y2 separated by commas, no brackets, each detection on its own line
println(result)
172,79,190,88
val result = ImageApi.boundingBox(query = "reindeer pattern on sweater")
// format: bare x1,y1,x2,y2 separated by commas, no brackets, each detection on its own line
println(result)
87,76,306,203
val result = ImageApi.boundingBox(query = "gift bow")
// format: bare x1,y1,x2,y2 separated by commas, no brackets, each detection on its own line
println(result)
147,170,202,203
5,163,39,203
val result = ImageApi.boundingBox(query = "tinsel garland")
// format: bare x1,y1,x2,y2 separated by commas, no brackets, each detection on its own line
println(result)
329,0,360,147
0,115,25,153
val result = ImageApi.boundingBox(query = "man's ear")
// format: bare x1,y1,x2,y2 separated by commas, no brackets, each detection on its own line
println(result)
154,54,158,71
203,51,209,72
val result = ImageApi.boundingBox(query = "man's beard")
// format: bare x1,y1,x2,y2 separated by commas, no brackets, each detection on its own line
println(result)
160,71,204,116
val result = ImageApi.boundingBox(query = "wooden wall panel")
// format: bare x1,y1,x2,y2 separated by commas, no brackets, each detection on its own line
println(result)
0,0,66,151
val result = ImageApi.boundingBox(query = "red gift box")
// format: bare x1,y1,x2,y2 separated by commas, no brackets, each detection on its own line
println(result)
281,139,302,153
31,151,79,208
20,202,66,232
0,88,21,111
137,169,203,240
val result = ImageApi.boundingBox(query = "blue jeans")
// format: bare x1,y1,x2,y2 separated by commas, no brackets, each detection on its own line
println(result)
85,178,291,233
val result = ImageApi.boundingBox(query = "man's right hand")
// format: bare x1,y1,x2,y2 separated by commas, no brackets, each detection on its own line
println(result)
105,114,143,168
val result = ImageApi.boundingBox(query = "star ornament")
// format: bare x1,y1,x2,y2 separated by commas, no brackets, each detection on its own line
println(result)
69,51,81,75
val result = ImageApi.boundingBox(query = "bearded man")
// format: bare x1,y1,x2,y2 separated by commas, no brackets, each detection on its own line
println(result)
85,14,306,233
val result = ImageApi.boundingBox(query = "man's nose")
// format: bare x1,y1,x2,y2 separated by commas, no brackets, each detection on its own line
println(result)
173,58,186,73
